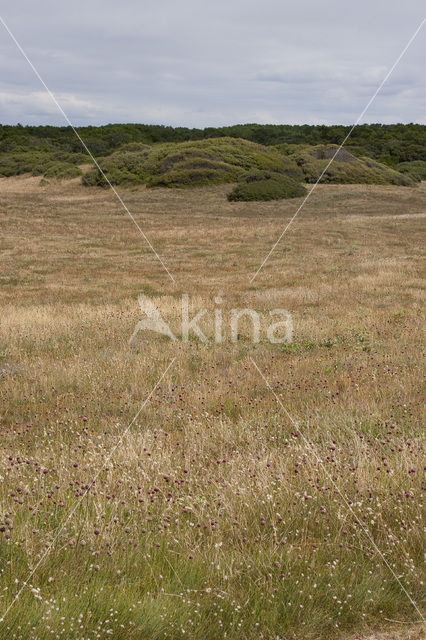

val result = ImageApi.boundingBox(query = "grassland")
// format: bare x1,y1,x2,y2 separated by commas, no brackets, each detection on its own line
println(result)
0,174,425,639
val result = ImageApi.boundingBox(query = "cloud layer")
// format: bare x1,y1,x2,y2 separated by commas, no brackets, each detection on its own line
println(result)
0,0,425,127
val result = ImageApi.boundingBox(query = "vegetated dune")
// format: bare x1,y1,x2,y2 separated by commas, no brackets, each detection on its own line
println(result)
81,138,418,191
227,169,307,201
0,135,419,196
284,144,417,186
396,160,426,181
82,137,304,188
0,149,86,178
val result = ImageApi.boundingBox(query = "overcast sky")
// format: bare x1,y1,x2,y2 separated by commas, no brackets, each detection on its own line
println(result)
0,0,425,127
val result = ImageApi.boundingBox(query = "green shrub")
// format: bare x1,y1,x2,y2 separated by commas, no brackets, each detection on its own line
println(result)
396,161,426,181
82,137,303,189
227,171,307,201
82,164,146,186
51,151,87,164
273,143,311,156
42,162,82,179
82,147,152,186
0,151,45,176
0,150,87,178
147,165,240,188
286,145,416,186
1,122,425,165
81,168,101,186
116,142,151,153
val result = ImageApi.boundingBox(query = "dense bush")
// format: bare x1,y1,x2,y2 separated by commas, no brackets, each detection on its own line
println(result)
146,163,240,188
82,147,151,186
1,123,425,167
1,123,424,188
0,151,46,177
82,164,145,186
396,160,426,181
227,170,307,201
273,143,310,156
115,142,151,153
0,150,87,178
42,162,82,179
287,145,416,186
82,138,303,188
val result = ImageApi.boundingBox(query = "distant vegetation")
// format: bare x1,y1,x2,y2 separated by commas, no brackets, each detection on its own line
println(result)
0,122,424,199
1,122,425,166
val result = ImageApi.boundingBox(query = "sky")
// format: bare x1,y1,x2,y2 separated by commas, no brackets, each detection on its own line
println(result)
0,0,425,128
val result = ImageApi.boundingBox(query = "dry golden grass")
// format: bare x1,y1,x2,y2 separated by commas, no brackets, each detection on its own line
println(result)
0,175,424,639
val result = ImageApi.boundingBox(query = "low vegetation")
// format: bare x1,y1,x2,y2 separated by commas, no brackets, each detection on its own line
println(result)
1,122,425,167
81,139,420,191
82,137,303,188
1,125,424,192
286,145,417,186
227,169,307,201
396,160,426,181
42,161,83,179
0,149,86,179
0,175,424,639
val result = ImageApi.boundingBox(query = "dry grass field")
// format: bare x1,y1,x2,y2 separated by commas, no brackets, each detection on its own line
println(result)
0,175,425,639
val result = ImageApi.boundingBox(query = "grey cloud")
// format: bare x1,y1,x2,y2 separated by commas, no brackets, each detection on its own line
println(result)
0,0,424,127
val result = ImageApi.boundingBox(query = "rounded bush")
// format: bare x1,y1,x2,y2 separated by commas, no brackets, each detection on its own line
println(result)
227,172,307,201
396,161,426,181
82,138,302,189
42,162,82,179
82,163,145,186
287,145,417,186
0,150,87,178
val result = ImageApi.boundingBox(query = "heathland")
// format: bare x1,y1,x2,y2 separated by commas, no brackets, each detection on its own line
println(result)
1,123,425,196
0,155,424,639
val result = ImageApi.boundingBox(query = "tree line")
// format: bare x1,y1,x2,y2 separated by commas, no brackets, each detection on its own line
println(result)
0,122,425,167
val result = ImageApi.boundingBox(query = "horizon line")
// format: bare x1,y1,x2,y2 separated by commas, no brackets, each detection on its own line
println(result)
1,120,425,129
